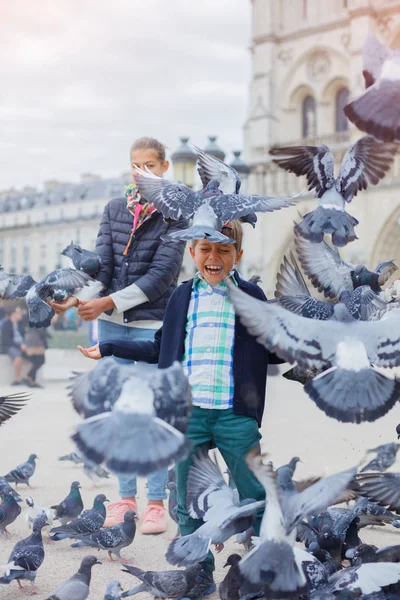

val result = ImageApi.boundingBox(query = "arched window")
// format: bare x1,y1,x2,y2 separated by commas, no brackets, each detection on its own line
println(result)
335,87,349,132
302,95,316,138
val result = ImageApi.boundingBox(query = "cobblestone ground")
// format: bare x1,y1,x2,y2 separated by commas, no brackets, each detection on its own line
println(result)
1,366,400,598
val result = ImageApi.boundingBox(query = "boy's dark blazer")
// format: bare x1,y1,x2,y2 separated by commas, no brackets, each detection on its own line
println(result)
100,270,283,426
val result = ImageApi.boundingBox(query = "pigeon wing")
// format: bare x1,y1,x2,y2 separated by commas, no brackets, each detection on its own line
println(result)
362,33,392,86
294,235,354,299
275,253,310,298
210,190,299,221
193,145,240,194
336,136,397,203
145,570,192,597
4,275,36,299
0,393,29,426
374,259,398,285
150,361,192,434
269,144,335,197
329,562,400,594
40,268,93,295
133,166,200,220
356,472,400,513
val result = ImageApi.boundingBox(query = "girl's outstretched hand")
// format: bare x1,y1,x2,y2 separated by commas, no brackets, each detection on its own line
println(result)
77,344,102,360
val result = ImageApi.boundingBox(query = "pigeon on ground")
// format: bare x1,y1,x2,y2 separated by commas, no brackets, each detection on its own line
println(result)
274,252,385,321
72,361,192,477
0,266,35,299
360,442,400,472
350,543,400,565
353,496,400,528
44,555,101,600
0,392,30,427
356,471,400,513
294,234,398,301
192,145,257,228
83,463,111,487
133,164,299,244
50,493,108,541
294,547,330,592
344,33,400,142
227,281,400,423
329,562,400,594
270,137,397,246
4,453,38,487
58,452,84,465
104,580,124,600
25,496,54,531
218,554,242,600
0,493,22,535
61,242,102,277
51,481,84,525
121,563,203,598
0,513,48,593
166,452,265,567
239,450,356,594
0,477,22,502
71,509,138,562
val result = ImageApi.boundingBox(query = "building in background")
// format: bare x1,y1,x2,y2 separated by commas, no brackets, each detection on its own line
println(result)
243,0,400,296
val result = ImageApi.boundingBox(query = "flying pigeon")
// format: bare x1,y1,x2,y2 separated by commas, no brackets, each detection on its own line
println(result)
270,136,397,246
50,493,108,541
0,392,29,427
61,242,102,277
166,451,265,567
356,471,400,514
44,555,101,600
294,234,398,300
227,281,400,423
71,509,138,562
0,266,35,299
0,513,48,593
121,563,203,598
0,477,22,503
51,481,84,525
104,580,124,600
83,463,111,487
344,33,400,142
72,361,192,477
4,453,38,487
192,145,257,228
133,164,299,244
239,451,355,595
58,452,83,465
0,493,22,535
25,496,54,532
360,442,400,472
274,252,386,321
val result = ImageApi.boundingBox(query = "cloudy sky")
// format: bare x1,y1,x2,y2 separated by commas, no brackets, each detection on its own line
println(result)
0,0,251,190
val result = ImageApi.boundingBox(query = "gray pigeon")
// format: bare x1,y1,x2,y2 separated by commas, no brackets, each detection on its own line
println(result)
104,580,124,600
328,562,400,594
50,493,108,541
356,471,400,514
72,361,192,477
71,509,138,562
360,442,400,472
0,513,48,593
4,453,38,487
227,281,400,423
353,497,400,528
83,462,111,486
270,136,397,246
274,252,385,321
133,164,299,244
239,450,356,594
0,392,30,426
349,543,400,565
166,452,265,567
218,554,242,600
248,275,262,285
59,452,83,465
61,242,102,277
0,266,35,299
121,563,202,598
344,33,400,142
294,234,397,300
0,493,22,535
44,555,101,600
51,481,84,525
0,477,22,502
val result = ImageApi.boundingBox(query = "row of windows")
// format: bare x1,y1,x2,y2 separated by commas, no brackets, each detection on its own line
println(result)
302,87,349,138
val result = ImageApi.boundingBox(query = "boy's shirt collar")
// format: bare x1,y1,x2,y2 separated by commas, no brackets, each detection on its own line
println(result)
193,269,238,290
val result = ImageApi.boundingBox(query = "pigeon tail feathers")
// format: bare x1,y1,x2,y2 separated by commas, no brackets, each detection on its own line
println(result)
161,226,235,244
294,207,359,247
165,534,212,567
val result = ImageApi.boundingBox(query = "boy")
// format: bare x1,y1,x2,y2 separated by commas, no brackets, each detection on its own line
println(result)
78,221,282,598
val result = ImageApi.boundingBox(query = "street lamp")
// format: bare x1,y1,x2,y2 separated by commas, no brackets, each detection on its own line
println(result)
204,136,225,161
230,150,250,190
171,136,197,188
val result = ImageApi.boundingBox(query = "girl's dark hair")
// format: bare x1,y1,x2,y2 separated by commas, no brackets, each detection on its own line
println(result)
130,137,166,162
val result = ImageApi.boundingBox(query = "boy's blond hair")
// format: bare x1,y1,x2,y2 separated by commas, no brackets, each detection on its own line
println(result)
192,220,243,252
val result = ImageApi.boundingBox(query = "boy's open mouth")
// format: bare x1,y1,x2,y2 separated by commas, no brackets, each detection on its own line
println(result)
205,265,223,275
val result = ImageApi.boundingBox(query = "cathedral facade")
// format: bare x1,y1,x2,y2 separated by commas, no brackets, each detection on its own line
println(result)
241,0,400,297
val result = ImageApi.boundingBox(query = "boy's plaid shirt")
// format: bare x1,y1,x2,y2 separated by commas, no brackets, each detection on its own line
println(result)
181,271,238,409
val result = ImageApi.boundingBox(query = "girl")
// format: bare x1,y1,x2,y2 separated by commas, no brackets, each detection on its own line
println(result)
54,137,187,534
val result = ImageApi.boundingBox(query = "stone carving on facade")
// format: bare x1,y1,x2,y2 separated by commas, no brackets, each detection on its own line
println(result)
278,48,294,64
340,32,351,50
306,50,331,81
377,15,393,37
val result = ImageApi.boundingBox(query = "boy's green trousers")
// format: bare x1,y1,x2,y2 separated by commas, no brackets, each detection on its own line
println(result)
175,407,265,573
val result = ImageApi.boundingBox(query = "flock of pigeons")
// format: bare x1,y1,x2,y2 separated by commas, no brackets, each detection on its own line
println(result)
2,30,400,600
